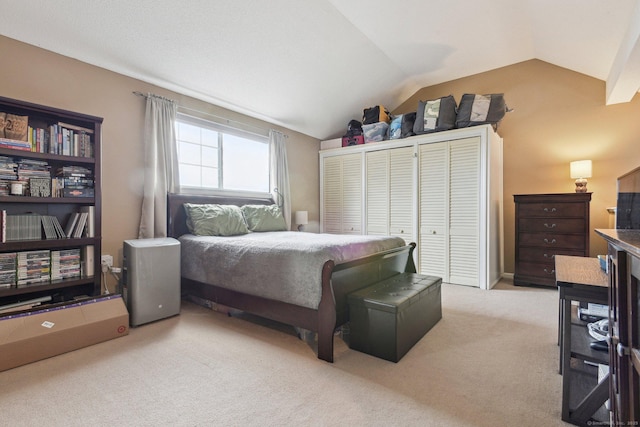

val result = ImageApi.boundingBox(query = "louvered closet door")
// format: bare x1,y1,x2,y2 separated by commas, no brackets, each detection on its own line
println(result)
419,143,448,279
340,154,363,234
366,150,389,236
449,137,480,286
389,146,415,245
322,156,342,233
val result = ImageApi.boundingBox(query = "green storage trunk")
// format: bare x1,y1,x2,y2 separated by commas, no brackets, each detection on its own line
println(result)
347,273,442,362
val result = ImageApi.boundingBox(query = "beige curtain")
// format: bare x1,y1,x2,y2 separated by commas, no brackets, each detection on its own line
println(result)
269,130,291,230
138,93,179,238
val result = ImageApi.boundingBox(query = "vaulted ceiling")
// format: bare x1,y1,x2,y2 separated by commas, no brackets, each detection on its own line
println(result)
2,0,639,140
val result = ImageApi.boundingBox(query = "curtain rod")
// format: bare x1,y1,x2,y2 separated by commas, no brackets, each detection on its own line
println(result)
133,90,272,136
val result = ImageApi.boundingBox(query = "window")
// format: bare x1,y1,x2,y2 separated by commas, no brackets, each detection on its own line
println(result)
175,114,270,196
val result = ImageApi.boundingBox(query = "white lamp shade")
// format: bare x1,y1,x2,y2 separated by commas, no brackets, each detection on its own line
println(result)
570,160,592,179
295,211,308,225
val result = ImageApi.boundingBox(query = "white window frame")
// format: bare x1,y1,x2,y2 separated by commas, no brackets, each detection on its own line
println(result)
175,113,272,199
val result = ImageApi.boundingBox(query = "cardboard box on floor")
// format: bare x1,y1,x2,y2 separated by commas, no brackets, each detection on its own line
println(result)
0,295,129,372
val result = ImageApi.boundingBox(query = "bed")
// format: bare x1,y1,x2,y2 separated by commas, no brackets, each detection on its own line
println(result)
167,193,416,362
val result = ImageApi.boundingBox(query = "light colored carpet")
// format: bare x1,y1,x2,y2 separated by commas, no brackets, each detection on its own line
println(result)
0,279,570,427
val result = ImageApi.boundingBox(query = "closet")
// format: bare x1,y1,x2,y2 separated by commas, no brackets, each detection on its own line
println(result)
320,125,503,290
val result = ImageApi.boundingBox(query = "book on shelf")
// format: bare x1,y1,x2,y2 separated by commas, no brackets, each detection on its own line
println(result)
16,249,50,286
41,216,66,240
79,206,95,237
82,245,95,277
0,252,17,288
0,138,31,151
73,212,88,238
51,248,81,280
64,212,80,238
29,177,51,197
4,213,42,241
1,210,5,243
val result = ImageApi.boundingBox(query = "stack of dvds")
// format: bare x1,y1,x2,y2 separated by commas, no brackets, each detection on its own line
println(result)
0,156,18,196
56,166,94,198
17,250,50,286
16,159,50,196
0,252,16,288
5,213,42,241
51,248,81,280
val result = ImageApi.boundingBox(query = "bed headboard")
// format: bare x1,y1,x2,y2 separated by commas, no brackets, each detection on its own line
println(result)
166,193,275,238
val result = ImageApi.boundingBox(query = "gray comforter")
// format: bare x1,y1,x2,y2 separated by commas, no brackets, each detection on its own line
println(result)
179,231,406,309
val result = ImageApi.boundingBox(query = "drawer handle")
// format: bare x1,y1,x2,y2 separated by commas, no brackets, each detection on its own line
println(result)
543,268,555,275
543,207,557,213
543,238,557,244
543,253,555,259
544,223,556,228
617,343,631,357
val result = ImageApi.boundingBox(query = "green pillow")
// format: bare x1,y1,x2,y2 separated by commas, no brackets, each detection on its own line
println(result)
183,203,249,236
241,204,287,232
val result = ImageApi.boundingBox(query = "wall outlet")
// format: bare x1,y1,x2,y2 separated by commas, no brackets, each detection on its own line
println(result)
101,254,113,267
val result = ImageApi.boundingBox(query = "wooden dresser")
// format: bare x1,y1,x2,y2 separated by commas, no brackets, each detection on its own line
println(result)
514,193,591,287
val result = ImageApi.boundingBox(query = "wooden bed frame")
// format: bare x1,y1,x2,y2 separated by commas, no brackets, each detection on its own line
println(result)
167,193,416,362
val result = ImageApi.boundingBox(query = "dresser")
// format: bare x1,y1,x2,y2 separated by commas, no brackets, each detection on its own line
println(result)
514,193,591,287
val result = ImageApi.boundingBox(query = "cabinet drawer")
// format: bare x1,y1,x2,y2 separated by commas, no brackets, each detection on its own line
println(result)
518,232,585,249
518,202,585,218
518,218,585,233
518,247,585,263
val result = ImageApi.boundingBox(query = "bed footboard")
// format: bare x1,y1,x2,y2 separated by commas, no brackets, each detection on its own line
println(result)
316,242,416,362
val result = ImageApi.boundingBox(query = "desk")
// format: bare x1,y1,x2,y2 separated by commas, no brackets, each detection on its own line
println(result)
556,255,609,426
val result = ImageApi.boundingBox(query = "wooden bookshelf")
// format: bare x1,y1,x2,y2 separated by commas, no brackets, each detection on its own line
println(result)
0,96,102,309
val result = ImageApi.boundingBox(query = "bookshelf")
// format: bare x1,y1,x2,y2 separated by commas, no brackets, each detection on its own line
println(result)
0,96,102,312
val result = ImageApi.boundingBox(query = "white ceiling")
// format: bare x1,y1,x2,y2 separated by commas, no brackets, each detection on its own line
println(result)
2,0,640,140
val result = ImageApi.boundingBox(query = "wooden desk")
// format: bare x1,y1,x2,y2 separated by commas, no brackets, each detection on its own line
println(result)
556,255,609,426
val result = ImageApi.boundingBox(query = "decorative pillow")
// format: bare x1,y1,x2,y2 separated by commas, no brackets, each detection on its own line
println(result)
183,203,249,236
241,204,287,232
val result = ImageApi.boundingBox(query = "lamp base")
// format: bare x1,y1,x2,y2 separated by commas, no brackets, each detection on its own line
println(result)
574,178,588,193
297,224,305,232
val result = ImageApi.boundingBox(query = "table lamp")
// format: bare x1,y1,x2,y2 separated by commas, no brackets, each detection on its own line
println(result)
570,160,592,193
295,211,308,231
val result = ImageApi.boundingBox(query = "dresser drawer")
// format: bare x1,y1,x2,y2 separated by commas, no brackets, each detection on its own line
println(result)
517,202,585,218
518,232,585,249
518,218,585,233
517,247,585,263
515,261,558,286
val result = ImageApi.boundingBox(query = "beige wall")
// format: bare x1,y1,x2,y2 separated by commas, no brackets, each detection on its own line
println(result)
394,59,640,273
0,36,320,291
4,34,640,282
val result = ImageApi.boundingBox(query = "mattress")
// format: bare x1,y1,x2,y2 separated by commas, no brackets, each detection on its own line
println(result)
179,231,405,309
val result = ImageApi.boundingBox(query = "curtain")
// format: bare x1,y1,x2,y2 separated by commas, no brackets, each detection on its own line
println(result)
138,93,179,238
269,129,291,230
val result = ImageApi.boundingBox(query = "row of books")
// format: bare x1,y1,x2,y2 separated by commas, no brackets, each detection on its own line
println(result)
0,207,94,242
0,177,94,198
0,121,95,158
0,248,84,288
0,157,94,198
